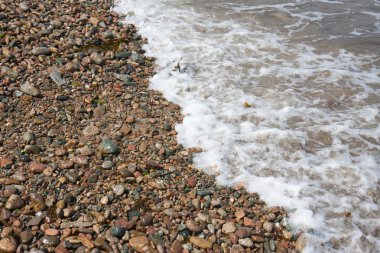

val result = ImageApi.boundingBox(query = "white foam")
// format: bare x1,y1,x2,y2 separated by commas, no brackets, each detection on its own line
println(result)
114,0,380,252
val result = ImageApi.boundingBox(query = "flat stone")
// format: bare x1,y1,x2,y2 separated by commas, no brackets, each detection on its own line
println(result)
140,214,153,226
29,162,46,173
243,217,255,227
0,158,12,169
115,51,131,59
127,209,141,220
77,233,94,249
65,172,79,183
26,217,42,227
60,221,93,229
102,160,114,169
94,237,113,252
41,235,60,247
235,209,245,220
99,139,119,154
22,132,35,142
189,237,212,249
5,194,24,210
196,189,213,196
110,226,125,238
24,145,41,154
20,82,40,96
45,228,59,236
20,231,34,244
222,222,236,234
129,236,157,253
0,238,17,253
112,184,125,196
251,235,265,242
32,47,51,56
130,52,144,64
90,53,104,65
50,70,66,86
71,156,88,165
187,175,197,188
113,73,133,82
185,220,201,233
120,124,132,135
263,222,273,233
82,125,100,137
295,235,307,252
231,244,244,253
239,238,253,248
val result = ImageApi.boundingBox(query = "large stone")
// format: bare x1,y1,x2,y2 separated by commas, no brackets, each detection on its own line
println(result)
263,222,273,233
5,195,24,210
82,125,100,137
129,236,158,253
29,162,46,173
41,235,60,247
20,82,39,96
0,158,12,169
222,222,236,234
239,238,253,248
99,139,119,154
170,240,183,253
185,220,201,233
50,70,66,86
31,47,51,56
189,237,212,249
20,231,34,244
0,238,17,253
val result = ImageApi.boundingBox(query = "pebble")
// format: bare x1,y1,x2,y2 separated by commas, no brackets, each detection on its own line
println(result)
238,238,253,248
45,229,59,236
65,172,79,183
189,237,212,249
170,240,183,253
222,222,237,234
140,214,153,226
185,220,202,233
72,156,88,165
263,222,273,233
29,162,46,173
0,158,12,169
99,139,119,154
22,132,35,142
41,235,60,247
196,189,213,196
110,226,126,238
20,82,39,96
20,231,34,244
50,70,66,86
0,238,17,253
82,125,100,136
5,195,24,210
129,236,157,253
24,145,41,154
130,52,144,64
112,184,125,196
31,47,51,56
102,160,114,169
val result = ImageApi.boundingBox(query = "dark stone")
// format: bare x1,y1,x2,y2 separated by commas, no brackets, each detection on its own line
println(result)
110,226,126,238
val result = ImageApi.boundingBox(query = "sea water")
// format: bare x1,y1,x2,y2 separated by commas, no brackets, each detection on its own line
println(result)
114,0,380,252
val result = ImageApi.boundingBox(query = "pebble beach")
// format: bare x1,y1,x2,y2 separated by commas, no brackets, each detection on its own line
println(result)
0,1,299,252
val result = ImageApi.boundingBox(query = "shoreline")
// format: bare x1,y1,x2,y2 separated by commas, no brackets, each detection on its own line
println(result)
0,0,298,252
